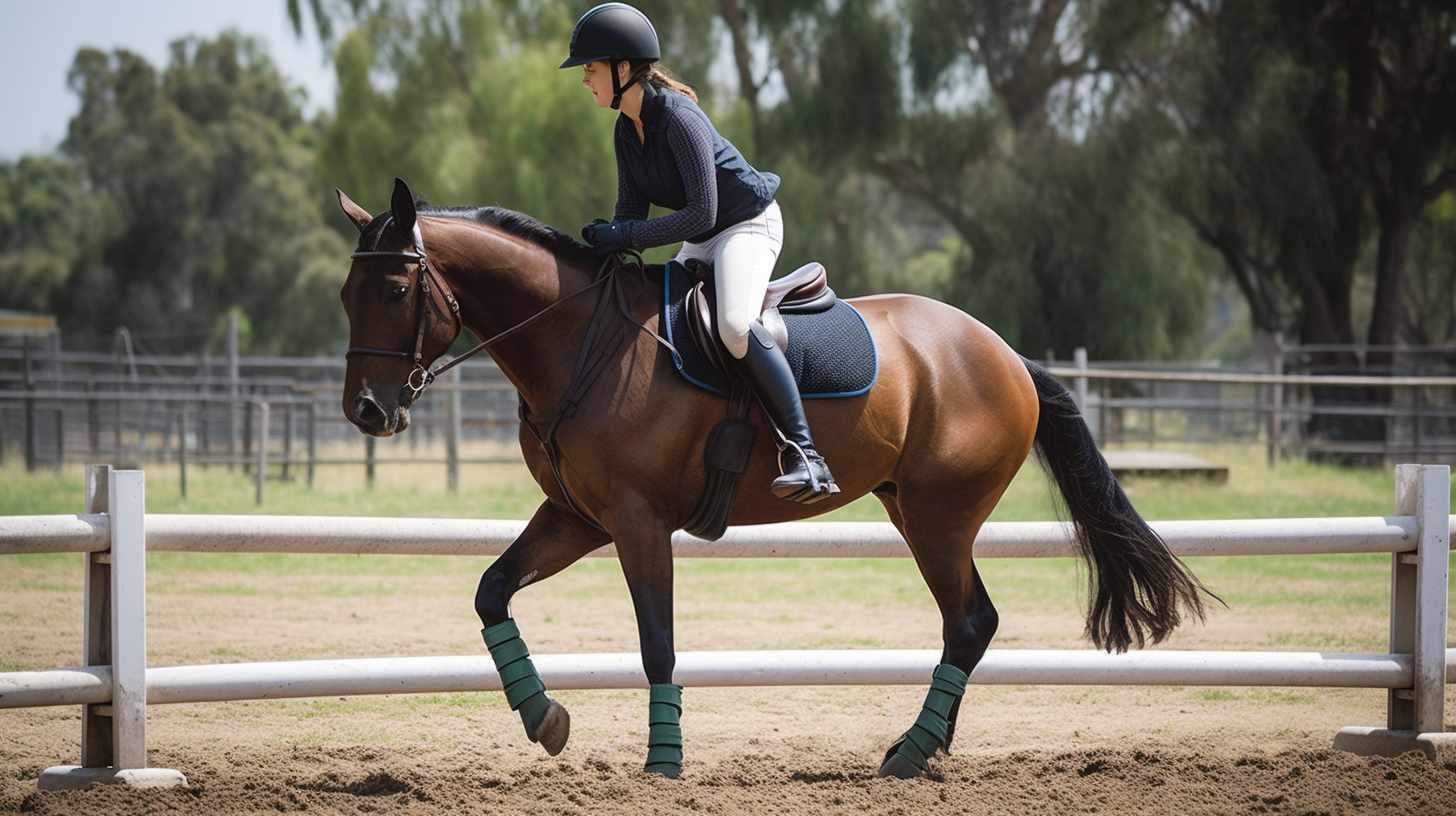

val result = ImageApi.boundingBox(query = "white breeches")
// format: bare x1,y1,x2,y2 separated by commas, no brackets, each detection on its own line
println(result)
674,201,783,359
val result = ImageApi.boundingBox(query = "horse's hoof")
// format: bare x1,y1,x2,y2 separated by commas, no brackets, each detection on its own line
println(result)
878,751,924,779
529,700,570,756
644,762,681,779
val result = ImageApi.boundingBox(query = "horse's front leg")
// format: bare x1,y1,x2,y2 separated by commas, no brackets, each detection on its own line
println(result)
475,500,611,756
612,514,683,778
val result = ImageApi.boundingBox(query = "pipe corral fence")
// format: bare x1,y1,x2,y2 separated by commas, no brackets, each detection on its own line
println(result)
0,464,1453,790
7,339,1456,495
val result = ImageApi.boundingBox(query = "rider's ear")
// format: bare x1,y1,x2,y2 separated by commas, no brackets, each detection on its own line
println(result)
390,177,418,241
336,189,373,233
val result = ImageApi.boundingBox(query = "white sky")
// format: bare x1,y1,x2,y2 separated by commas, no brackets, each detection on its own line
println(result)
1,0,338,161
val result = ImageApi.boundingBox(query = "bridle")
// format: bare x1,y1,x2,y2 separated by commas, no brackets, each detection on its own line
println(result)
344,221,615,405
345,222,462,406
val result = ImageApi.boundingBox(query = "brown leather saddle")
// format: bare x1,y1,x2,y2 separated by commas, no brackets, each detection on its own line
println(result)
680,259,837,380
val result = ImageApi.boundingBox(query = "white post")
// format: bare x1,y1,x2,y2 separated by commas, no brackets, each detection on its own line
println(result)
108,470,147,768
1407,465,1449,734
39,469,187,790
1333,463,1453,762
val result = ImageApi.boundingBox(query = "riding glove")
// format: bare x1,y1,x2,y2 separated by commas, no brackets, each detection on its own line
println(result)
583,219,633,255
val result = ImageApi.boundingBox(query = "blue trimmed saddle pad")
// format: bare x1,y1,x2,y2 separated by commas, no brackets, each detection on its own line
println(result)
660,262,878,399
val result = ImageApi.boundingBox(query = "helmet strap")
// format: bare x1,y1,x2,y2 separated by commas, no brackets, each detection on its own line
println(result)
609,59,642,111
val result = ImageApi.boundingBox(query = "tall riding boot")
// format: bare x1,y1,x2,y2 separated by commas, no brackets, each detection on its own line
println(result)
734,321,839,504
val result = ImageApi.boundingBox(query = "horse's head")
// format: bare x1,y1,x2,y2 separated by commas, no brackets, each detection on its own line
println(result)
336,178,462,436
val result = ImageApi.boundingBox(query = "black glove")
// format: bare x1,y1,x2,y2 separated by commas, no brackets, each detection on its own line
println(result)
581,218,609,242
583,219,633,256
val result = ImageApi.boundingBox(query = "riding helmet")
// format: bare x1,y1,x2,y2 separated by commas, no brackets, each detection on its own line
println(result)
559,3,660,68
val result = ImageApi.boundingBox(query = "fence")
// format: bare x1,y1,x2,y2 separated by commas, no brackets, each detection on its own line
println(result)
1054,339,1456,466
0,464,1452,789
7,339,1456,490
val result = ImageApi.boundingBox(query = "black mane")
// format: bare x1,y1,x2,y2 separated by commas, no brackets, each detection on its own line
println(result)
419,203,597,264
357,200,595,265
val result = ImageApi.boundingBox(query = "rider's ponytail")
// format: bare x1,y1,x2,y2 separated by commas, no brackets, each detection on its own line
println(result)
630,61,698,103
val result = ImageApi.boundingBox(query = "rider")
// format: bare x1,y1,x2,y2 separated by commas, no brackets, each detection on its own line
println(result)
563,2,838,504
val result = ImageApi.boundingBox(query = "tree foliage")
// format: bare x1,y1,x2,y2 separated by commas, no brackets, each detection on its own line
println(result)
4,0,1453,371
1163,0,1456,355
0,35,351,353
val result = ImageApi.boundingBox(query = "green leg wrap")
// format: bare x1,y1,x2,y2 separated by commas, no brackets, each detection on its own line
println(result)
644,683,684,778
482,620,551,735
879,663,968,779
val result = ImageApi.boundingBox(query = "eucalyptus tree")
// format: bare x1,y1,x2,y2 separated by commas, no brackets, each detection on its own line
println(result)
1160,1,1456,452
877,0,1212,359
0,155,94,317
61,34,350,353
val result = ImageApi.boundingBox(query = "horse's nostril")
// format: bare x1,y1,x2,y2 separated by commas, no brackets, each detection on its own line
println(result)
353,394,390,432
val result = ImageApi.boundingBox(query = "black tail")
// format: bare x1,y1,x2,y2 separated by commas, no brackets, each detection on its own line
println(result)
1023,359,1216,652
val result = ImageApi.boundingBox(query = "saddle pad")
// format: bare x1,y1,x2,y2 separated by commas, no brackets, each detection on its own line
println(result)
661,263,878,399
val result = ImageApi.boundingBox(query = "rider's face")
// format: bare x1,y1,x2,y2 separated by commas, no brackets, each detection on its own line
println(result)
581,60,622,108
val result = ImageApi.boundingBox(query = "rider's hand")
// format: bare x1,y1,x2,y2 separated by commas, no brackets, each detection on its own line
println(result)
583,219,633,256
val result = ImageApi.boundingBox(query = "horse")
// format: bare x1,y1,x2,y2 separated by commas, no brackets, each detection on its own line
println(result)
335,178,1212,779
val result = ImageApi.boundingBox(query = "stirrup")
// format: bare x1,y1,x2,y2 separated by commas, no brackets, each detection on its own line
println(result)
771,444,840,504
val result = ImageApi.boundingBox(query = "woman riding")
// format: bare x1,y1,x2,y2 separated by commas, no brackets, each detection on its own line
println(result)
562,2,838,504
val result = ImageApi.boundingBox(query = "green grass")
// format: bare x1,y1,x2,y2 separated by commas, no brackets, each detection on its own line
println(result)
0,441,1419,521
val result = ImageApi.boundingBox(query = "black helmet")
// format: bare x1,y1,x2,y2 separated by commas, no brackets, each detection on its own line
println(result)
559,3,660,68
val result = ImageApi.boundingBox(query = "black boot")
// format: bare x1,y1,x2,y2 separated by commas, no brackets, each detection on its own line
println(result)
734,322,839,504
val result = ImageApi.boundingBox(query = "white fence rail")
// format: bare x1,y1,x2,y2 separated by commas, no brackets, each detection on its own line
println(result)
0,465,1452,788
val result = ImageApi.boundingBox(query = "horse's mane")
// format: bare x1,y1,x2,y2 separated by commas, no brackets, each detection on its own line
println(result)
357,199,595,265
417,202,598,265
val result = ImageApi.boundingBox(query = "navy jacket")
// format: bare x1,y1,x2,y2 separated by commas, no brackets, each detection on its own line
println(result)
613,83,779,247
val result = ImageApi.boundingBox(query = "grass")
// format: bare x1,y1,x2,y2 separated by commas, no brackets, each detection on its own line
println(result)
0,441,1414,521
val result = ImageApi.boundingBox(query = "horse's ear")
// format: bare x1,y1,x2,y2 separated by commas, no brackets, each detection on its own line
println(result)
336,189,373,233
390,177,417,240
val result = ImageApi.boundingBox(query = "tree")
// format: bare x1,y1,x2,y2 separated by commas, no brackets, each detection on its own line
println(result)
869,0,1212,358
0,156,95,316
313,1,619,245
1161,1,1456,453
60,35,351,353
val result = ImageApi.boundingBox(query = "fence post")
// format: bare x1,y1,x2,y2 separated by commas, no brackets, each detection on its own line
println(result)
80,465,113,767
1333,463,1453,762
446,365,461,493
178,407,188,500
256,403,269,506
39,468,187,790
1267,333,1284,468
306,402,316,489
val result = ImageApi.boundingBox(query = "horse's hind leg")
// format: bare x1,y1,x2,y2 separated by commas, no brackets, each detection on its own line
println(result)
875,493,1001,779
475,500,611,756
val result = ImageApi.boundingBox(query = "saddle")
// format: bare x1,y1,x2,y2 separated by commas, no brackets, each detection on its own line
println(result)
680,259,836,379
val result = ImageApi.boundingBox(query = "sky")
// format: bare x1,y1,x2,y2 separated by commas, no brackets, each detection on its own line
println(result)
1,0,337,161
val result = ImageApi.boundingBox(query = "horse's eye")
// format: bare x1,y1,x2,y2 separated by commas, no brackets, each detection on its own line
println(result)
388,284,409,303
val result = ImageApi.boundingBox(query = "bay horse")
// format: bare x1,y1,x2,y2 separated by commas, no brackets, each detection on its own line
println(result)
336,178,1211,779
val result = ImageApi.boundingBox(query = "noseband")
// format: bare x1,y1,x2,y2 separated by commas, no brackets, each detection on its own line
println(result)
345,223,461,406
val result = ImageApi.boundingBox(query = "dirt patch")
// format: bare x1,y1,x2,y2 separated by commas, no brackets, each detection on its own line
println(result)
3,555,1455,814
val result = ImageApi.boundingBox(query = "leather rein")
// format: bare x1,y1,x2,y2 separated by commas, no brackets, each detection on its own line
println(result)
344,223,614,405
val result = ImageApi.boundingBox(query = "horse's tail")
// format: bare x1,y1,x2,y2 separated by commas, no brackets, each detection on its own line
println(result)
1023,358,1216,653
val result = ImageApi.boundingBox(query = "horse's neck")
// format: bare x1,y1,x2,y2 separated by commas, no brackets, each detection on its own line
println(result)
429,219,601,411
